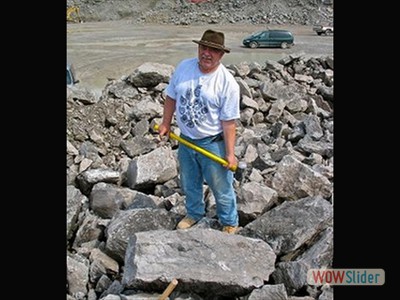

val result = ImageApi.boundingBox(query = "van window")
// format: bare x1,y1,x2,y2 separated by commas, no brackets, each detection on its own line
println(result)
270,31,290,38
251,31,263,38
270,32,278,38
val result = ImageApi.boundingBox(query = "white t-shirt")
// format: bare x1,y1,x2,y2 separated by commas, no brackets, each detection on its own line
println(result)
165,58,240,139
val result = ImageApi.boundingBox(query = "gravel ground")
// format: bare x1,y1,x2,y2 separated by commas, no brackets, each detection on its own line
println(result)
67,21,333,93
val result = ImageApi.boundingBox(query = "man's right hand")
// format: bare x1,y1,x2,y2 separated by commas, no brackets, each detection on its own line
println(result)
156,123,170,140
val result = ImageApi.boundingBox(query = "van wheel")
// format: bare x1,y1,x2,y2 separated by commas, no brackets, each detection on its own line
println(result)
325,29,333,35
249,42,258,49
281,42,288,49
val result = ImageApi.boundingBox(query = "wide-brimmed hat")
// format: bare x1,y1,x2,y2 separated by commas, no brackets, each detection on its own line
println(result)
192,29,231,53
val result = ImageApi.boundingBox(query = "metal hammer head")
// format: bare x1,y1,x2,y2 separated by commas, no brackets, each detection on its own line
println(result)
234,161,247,182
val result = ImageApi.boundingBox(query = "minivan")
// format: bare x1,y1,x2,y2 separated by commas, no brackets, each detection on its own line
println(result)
242,29,294,49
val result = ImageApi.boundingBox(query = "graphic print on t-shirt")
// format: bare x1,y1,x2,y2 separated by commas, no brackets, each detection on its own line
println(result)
178,84,209,128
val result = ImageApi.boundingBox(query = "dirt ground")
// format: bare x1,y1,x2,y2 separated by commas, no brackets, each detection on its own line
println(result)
67,21,333,94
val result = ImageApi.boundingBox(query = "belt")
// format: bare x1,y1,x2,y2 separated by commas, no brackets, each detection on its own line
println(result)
210,133,224,142
180,132,223,144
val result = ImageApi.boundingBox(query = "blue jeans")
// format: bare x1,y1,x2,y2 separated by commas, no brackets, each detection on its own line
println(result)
178,133,238,226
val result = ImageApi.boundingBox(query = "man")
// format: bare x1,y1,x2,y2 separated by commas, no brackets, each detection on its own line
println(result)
157,29,240,234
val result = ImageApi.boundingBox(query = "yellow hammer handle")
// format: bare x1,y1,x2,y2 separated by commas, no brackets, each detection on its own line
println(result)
158,278,178,300
154,124,237,172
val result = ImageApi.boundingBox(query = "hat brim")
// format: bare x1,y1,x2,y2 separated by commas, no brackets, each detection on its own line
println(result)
193,40,231,53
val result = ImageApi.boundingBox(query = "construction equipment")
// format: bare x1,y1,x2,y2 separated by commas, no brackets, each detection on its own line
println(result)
153,124,239,172
67,6,81,23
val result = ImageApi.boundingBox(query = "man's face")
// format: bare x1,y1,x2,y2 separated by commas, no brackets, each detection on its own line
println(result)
198,44,224,73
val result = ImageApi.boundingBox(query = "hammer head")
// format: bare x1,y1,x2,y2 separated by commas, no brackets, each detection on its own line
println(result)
234,161,247,182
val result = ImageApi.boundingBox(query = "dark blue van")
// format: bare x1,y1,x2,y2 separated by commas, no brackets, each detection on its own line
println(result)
242,30,294,49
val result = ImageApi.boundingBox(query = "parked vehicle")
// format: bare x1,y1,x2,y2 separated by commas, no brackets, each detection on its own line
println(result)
242,29,294,49
67,63,79,87
313,25,334,36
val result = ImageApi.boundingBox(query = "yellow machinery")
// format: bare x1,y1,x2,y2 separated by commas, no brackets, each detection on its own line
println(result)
67,6,81,23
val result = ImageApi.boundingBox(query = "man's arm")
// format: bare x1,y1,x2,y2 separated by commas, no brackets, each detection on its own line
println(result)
158,95,176,137
221,119,237,170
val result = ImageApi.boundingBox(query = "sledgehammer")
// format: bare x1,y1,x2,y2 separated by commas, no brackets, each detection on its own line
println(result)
153,124,240,172
159,278,178,300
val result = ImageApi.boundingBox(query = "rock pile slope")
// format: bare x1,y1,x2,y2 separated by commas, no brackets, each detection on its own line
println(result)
67,0,333,26
67,54,334,299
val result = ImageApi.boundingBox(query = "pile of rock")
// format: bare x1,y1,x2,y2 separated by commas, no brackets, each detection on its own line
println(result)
67,53,334,299
68,0,334,26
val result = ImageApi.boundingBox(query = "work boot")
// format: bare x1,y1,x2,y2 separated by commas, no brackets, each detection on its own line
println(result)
222,225,238,234
177,216,197,229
